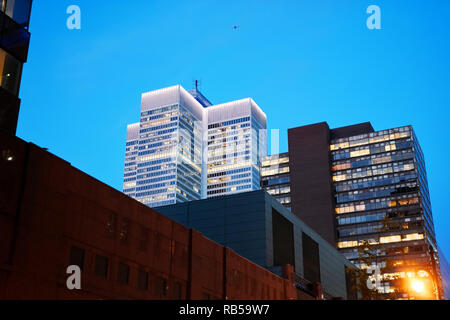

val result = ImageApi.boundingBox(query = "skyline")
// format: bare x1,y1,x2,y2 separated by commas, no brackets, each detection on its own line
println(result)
16,1,450,261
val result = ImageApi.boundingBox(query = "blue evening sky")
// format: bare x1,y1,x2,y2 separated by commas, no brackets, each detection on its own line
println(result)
17,1,450,259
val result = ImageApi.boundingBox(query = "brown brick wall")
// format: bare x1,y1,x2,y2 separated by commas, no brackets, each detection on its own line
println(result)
0,133,309,300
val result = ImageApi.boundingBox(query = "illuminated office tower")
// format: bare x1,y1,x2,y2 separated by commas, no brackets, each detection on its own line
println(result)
206,99,267,198
262,122,444,299
260,153,291,210
124,85,267,206
123,86,204,207
329,124,441,297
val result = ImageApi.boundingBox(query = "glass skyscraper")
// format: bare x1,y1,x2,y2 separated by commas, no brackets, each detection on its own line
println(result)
124,85,267,207
262,122,445,299
331,125,442,297
207,99,267,198
124,86,204,207
260,153,291,210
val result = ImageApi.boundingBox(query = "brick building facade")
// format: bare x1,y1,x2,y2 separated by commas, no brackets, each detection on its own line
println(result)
0,132,315,300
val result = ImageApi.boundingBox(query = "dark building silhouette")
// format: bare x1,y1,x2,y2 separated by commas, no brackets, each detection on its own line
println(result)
0,0,33,135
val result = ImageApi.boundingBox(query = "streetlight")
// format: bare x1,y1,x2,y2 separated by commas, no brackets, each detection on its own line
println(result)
410,279,425,294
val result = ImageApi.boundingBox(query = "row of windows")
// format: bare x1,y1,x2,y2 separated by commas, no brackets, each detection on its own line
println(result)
141,104,178,117
260,155,289,167
261,175,290,187
208,157,252,171
207,178,252,190
330,130,411,151
338,212,386,225
138,141,165,151
207,166,251,179
137,168,177,181
139,127,177,140
126,140,138,147
208,116,251,129
337,232,424,248
136,183,175,198
148,199,177,207
124,171,137,178
207,184,252,196
338,220,423,237
336,183,418,203
138,133,176,146
335,195,420,214
140,110,178,124
332,140,413,161
333,162,415,182
266,186,290,196
208,124,251,140
208,137,250,151
335,172,417,193
125,151,138,159
136,175,176,189
139,193,176,206
137,157,173,169
208,150,251,163
332,150,414,172
141,116,174,130
138,144,176,157
261,166,289,177
69,246,181,298
273,196,291,205
139,120,178,134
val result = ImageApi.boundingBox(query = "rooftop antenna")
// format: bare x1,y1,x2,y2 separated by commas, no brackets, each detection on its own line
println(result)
193,79,202,91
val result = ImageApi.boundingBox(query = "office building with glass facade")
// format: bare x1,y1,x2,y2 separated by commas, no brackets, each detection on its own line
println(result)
124,85,267,207
331,125,442,298
124,86,204,207
260,152,291,210
206,98,267,198
262,122,445,299
0,0,33,135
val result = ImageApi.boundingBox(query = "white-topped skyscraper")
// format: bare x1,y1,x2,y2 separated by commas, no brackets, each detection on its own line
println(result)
206,98,267,197
123,85,267,208
123,86,205,207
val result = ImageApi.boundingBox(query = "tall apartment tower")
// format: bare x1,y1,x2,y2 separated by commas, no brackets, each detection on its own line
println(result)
0,1,33,135
124,85,267,207
262,122,443,299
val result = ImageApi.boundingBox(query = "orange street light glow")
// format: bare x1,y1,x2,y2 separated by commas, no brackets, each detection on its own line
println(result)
410,279,425,294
